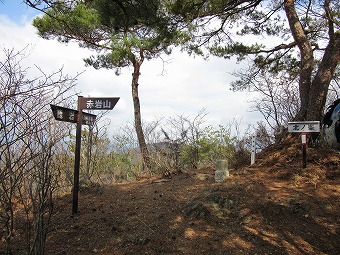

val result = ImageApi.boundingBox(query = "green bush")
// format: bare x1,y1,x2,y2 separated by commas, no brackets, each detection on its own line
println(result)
180,125,236,169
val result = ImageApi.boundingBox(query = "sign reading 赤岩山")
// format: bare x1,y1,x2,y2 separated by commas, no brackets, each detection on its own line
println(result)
80,97,120,110
288,121,320,133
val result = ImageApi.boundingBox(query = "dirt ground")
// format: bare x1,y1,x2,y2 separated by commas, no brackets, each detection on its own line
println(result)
3,141,340,254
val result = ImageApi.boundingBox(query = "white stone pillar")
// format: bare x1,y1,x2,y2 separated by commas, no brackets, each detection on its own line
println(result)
251,135,256,165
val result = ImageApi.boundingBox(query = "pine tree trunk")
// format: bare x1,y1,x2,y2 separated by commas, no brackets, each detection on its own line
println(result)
284,0,314,121
307,31,340,121
131,58,151,171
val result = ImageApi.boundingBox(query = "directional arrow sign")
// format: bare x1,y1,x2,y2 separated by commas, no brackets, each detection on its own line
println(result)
50,105,96,125
51,104,77,123
80,97,120,110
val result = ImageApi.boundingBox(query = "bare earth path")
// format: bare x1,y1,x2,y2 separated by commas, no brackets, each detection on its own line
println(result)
45,150,339,255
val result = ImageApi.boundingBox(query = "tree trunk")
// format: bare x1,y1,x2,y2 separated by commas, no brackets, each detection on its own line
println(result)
285,0,340,123
284,0,314,121
307,31,340,121
131,55,151,171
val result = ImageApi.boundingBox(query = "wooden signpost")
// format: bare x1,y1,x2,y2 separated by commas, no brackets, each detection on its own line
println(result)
51,96,120,215
288,121,320,168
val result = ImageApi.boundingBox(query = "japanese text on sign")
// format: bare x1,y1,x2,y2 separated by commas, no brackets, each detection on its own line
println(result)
85,99,112,109
56,110,75,122
51,105,78,124
288,121,320,133
82,114,96,125
50,105,96,125
80,97,119,110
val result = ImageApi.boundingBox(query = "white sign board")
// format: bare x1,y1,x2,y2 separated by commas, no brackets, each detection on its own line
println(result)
288,121,320,133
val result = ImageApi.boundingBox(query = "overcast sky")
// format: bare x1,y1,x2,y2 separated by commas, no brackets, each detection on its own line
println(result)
0,0,263,136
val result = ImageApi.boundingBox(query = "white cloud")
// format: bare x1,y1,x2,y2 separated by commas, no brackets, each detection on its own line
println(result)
0,14,263,136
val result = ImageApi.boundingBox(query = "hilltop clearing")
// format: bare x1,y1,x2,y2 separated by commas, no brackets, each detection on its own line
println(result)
3,143,340,255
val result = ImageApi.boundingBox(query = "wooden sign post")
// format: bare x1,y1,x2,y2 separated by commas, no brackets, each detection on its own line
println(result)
288,121,320,168
51,95,119,215
72,96,119,215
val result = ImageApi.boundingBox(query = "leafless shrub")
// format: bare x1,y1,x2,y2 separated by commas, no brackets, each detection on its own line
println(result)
247,72,299,131
0,46,77,254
